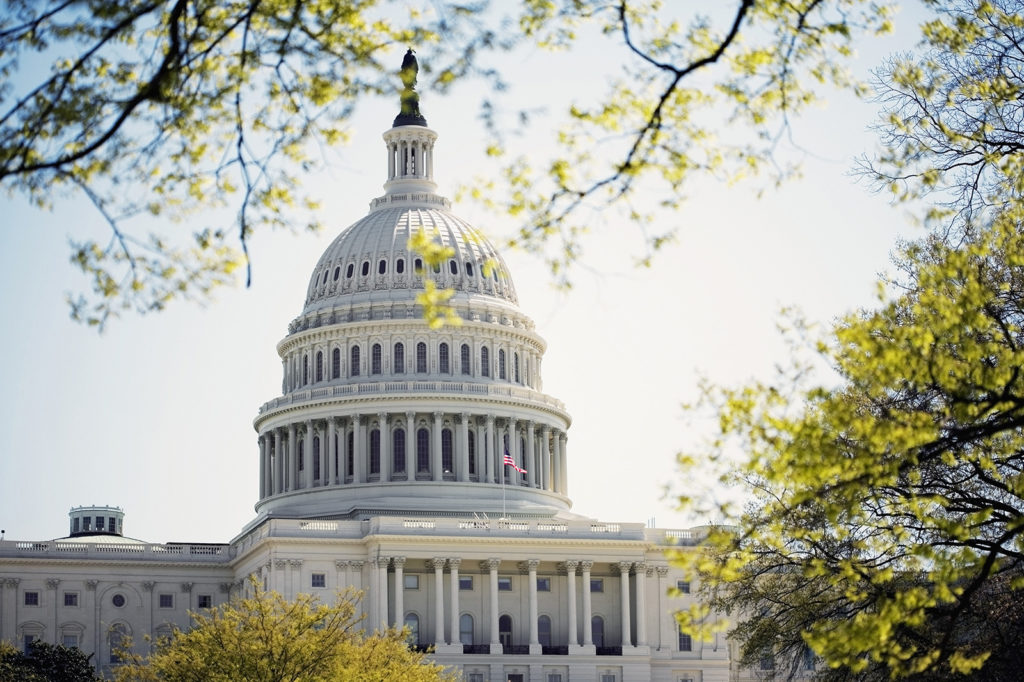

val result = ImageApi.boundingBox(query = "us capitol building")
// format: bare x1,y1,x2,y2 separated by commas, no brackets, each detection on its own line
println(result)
0,54,734,682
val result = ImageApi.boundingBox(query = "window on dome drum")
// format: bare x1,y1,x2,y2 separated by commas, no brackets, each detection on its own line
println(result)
313,437,321,480
514,353,520,383
468,674,484,682
333,434,339,478
96,516,105,531
459,576,473,591
481,346,490,377
159,594,173,609
538,615,552,646
676,580,690,594
467,431,476,475
198,595,212,609
591,578,603,593
303,354,309,384
346,263,354,278
441,429,453,473
416,342,427,373
537,577,551,592
449,260,457,274
393,429,406,472
414,258,423,273
461,344,471,375
404,614,420,646
678,627,692,652
350,346,360,377
372,344,382,375
297,440,304,471
361,261,369,276
24,591,39,606
322,269,328,285
347,432,354,477
64,592,78,607
592,616,605,647
439,343,449,374
333,266,340,281
82,517,90,531
316,351,323,382
498,349,506,379
459,613,474,645
72,518,79,533
370,429,381,475
332,348,341,379
311,573,326,588
498,615,513,648
394,343,405,374
378,259,387,274
498,577,512,591
432,261,441,274
397,258,405,274
466,262,474,277
416,428,430,472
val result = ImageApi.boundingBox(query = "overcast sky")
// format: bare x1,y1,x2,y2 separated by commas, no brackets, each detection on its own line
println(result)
0,5,928,544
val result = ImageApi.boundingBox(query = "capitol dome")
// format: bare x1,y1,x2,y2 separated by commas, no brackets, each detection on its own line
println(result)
251,52,572,523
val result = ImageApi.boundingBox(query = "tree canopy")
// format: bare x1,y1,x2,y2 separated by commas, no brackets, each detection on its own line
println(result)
113,581,454,682
0,640,101,682
0,0,900,327
675,1,1024,679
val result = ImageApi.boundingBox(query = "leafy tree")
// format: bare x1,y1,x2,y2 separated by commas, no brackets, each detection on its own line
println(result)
0,0,900,327
674,3,1024,678
0,640,101,682
112,580,453,682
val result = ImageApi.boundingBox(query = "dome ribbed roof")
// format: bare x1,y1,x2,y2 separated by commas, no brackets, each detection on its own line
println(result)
302,202,518,315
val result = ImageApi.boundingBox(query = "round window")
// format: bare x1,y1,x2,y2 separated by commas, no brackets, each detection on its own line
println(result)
112,593,126,608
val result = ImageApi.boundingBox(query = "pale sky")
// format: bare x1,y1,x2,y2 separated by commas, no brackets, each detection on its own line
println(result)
0,6,926,544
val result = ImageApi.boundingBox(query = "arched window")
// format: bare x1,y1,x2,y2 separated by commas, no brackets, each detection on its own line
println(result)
378,259,387,274
538,615,552,647
369,429,380,475
346,431,354,478
514,353,520,383
332,348,341,379
313,437,321,480
316,351,324,382
404,613,420,646
371,343,382,375
361,261,369,276
394,342,405,374
333,266,340,281
416,428,430,473
461,344,471,375
393,428,406,473
322,270,328,285
466,262,474,277
346,263,354,278
297,440,304,472
591,616,605,647
303,354,309,385
498,349,506,380
498,615,513,648
414,258,423,272
459,614,474,645
468,430,476,475
350,346,360,377
441,429,453,473
481,346,490,377
439,343,449,374
416,342,427,373
449,260,458,274
397,258,405,274
109,623,130,664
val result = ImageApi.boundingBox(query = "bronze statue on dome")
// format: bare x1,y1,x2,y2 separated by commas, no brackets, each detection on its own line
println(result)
393,48,427,127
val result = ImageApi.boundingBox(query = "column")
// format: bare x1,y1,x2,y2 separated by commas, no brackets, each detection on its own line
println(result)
326,418,336,485
349,561,364,623
405,411,415,482
635,563,648,647
287,423,297,491
259,435,267,498
304,420,314,489
483,559,501,651
475,420,487,481
430,558,446,647
432,412,443,481
526,422,536,487
493,418,503,484
484,415,495,483
353,415,365,483
564,561,579,648
524,559,540,651
581,561,594,646
617,561,632,647
458,413,470,482
378,558,389,631
379,412,391,482
656,566,669,651
393,557,406,628
448,558,462,647
509,417,518,484
559,433,568,496
542,426,552,491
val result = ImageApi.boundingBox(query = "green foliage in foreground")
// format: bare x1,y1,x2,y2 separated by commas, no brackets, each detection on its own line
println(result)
113,582,454,682
0,640,101,682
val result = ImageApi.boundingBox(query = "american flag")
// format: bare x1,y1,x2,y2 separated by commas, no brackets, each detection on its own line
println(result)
503,449,527,474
